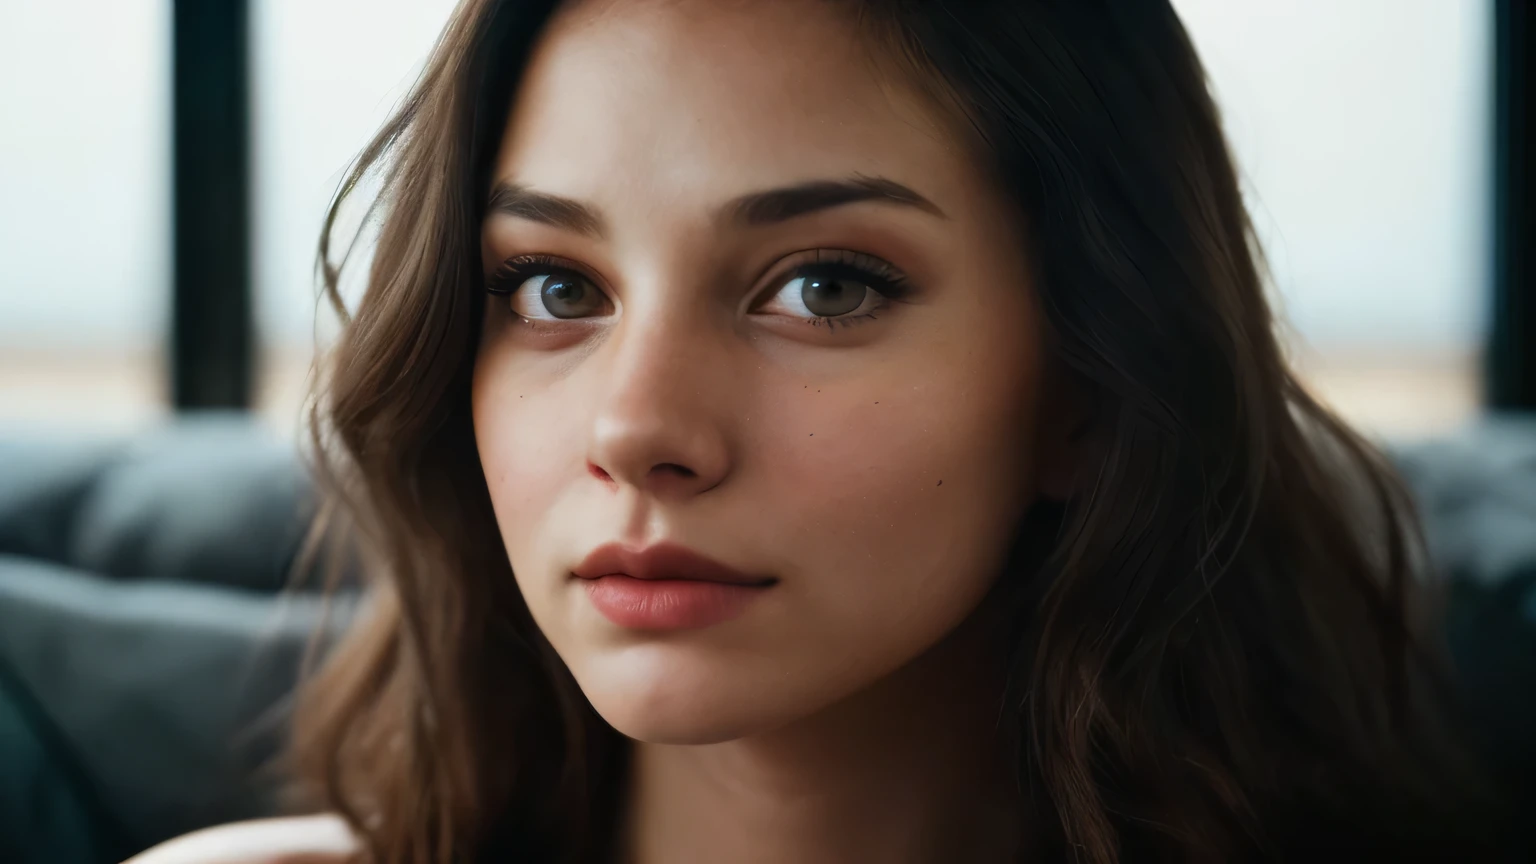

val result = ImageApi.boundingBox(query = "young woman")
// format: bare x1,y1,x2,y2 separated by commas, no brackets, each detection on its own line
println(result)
131,0,1515,862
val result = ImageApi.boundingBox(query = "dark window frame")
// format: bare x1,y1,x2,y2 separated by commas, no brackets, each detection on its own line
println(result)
171,0,252,410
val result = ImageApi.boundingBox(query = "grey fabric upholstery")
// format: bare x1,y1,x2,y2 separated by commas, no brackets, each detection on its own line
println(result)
1392,417,1536,586
0,414,351,859
1390,417,1536,811
0,414,316,591
0,556,331,854
0,639,110,864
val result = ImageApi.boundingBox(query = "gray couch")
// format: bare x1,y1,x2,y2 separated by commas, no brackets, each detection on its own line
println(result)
1,412,1533,862
0,416,343,862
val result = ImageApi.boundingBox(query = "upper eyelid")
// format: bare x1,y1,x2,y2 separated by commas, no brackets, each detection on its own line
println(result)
751,254,911,308
484,249,907,299
486,254,605,294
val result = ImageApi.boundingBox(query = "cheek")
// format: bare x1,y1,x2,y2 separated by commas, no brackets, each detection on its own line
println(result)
472,346,582,572
754,346,1041,632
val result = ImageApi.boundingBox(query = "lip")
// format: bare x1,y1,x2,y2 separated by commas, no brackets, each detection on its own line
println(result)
573,541,777,630
573,541,777,587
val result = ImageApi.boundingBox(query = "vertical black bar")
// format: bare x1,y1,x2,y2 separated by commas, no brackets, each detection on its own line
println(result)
172,0,252,410
1489,0,1534,409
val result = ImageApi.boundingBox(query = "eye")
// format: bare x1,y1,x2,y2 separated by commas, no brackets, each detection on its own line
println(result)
486,255,609,320
755,250,912,325
509,272,606,320
778,272,873,317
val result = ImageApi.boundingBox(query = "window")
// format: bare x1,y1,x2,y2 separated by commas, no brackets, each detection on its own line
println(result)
252,0,461,434
2,1,1503,442
1173,0,1494,437
0,1,171,432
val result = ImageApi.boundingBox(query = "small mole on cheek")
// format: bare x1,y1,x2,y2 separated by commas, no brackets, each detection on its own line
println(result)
937,480,943,486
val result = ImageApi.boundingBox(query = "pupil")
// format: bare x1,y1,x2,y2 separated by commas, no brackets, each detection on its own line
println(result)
542,276,598,318
803,277,862,317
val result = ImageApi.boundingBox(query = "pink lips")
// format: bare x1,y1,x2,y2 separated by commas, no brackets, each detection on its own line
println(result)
572,541,776,630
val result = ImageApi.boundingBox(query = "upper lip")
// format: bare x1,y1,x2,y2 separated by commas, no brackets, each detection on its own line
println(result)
573,541,777,587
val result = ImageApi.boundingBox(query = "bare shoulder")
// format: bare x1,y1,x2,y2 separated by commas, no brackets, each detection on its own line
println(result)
122,814,359,864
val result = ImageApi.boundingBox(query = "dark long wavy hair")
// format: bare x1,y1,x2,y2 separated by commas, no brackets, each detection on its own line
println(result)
290,1,1512,862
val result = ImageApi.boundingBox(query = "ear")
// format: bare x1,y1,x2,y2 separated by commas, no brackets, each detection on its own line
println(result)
1033,368,1097,502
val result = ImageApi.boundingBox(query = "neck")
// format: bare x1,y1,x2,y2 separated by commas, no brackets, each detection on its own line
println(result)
615,624,1023,864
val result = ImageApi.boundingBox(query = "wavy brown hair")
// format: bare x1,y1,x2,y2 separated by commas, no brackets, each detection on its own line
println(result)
290,1,1512,862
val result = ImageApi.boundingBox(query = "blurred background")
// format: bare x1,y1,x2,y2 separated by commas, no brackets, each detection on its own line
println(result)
1,2,1533,862
0,0,1528,440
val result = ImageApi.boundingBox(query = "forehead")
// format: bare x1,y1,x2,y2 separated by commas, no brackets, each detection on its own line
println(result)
495,0,972,205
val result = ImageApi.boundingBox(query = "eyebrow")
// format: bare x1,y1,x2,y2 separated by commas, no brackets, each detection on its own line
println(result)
485,174,946,238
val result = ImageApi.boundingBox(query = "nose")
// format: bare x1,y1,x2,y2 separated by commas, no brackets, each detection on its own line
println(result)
584,311,734,501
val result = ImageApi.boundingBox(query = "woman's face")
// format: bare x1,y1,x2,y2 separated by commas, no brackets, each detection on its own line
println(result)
474,0,1056,744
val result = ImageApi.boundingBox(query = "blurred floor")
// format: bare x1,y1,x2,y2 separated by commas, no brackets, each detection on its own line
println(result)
0,344,1485,444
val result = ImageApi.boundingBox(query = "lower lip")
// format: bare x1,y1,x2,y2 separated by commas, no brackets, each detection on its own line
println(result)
581,576,770,630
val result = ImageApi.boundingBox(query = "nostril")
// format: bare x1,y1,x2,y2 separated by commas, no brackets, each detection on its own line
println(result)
656,462,696,478
587,461,699,486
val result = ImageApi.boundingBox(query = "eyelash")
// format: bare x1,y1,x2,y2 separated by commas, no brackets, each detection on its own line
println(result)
771,249,911,330
484,249,913,330
485,253,583,296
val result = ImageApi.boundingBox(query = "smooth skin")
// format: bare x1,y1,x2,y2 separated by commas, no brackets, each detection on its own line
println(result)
129,1,1079,861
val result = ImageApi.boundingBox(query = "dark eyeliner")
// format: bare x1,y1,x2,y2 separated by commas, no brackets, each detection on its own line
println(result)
485,253,583,295
782,249,912,300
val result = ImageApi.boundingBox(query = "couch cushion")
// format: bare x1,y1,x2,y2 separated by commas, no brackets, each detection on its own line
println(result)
0,554,355,854
1390,415,1536,586
1388,414,1536,816
0,413,316,592
0,650,117,864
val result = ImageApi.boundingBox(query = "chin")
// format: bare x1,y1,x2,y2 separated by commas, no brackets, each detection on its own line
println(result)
599,704,759,746
569,647,812,745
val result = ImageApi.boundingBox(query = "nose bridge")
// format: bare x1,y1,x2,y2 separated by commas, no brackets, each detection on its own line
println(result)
585,298,734,496
604,308,710,425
